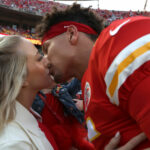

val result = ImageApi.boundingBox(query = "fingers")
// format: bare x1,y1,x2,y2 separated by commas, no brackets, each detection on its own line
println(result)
118,133,146,150
72,99,80,102
104,132,147,150
73,99,83,111
104,132,120,150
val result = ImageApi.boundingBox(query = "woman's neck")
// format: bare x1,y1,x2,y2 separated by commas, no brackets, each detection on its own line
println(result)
17,88,37,110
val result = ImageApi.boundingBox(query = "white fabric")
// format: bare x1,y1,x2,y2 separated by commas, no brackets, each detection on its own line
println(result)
0,101,54,150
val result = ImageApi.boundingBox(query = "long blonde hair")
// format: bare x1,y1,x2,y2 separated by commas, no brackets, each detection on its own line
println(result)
0,35,27,130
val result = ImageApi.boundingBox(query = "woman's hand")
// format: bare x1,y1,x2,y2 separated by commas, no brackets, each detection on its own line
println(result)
73,99,83,111
105,132,147,150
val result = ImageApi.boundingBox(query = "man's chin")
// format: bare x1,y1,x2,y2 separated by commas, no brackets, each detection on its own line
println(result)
54,76,64,84
54,75,68,84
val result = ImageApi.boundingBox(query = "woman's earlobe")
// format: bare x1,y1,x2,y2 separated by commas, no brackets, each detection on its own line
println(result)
22,80,29,88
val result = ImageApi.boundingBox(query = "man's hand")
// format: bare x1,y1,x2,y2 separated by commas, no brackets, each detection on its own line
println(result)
105,132,147,150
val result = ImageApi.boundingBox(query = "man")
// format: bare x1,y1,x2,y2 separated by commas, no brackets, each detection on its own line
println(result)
36,4,150,149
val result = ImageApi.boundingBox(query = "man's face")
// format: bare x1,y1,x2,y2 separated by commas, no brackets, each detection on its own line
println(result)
43,34,74,83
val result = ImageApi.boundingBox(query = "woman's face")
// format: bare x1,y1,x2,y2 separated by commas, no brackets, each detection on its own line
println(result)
21,38,53,91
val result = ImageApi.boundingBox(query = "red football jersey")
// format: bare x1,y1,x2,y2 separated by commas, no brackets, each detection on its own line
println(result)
41,93,95,150
82,16,150,149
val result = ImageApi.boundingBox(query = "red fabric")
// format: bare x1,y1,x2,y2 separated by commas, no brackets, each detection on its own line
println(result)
41,93,95,150
42,21,98,44
81,16,150,149
38,121,58,150
128,76,150,140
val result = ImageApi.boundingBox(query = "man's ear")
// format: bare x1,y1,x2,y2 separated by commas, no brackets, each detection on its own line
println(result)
66,25,78,45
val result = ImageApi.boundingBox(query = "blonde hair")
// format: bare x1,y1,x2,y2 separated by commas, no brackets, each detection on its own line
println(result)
0,35,27,130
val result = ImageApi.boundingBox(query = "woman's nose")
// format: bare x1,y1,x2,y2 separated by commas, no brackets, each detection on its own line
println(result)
43,56,51,68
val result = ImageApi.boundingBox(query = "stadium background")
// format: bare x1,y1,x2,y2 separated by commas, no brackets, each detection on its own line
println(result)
0,0,150,50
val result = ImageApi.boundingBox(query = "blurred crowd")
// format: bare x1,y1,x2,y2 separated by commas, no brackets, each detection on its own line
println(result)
0,24,38,39
0,0,150,39
96,9,150,26
0,0,66,14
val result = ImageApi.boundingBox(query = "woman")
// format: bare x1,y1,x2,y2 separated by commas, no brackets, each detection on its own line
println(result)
0,35,55,150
